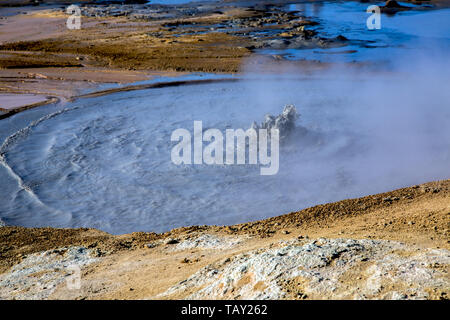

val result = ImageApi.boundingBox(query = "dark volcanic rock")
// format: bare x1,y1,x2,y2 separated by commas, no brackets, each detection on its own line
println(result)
381,0,412,13
384,0,404,8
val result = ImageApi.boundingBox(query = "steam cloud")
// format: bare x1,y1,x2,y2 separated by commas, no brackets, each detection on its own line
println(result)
240,42,450,201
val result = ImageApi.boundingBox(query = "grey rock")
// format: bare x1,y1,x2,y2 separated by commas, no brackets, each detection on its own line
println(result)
252,104,299,140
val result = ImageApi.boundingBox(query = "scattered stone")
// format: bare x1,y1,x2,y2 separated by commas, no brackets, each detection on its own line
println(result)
93,248,104,257
165,238,179,245
382,196,399,203
87,242,98,249
335,35,348,41
279,32,295,38
384,0,404,9
421,186,431,193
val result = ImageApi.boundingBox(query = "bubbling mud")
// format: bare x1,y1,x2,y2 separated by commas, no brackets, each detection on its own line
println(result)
0,69,449,235
251,104,301,141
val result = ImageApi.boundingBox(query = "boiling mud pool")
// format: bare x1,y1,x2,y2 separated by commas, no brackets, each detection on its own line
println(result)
1,74,449,234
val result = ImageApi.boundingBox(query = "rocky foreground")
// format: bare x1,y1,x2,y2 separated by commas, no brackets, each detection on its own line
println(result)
1,179,448,300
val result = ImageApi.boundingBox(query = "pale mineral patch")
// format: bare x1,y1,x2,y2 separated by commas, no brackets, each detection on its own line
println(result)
171,234,246,251
159,238,450,300
0,246,98,300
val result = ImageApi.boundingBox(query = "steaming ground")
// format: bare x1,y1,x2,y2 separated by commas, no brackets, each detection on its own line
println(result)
0,62,449,234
